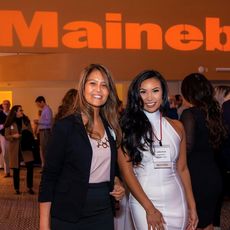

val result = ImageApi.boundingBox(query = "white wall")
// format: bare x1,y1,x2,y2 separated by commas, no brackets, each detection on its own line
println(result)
0,86,71,127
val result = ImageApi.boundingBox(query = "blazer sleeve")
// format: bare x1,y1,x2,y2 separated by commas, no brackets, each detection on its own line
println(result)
38,119,70,202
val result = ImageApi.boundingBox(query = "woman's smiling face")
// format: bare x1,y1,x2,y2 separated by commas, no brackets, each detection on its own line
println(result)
139,77,163,113
84,70,109,109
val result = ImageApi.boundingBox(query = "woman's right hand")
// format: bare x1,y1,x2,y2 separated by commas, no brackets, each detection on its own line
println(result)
146,208,165,230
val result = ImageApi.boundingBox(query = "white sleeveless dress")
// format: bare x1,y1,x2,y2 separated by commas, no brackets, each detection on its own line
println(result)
129,110,188,230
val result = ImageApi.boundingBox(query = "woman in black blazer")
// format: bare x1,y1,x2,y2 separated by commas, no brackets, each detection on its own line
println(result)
39,64,124,230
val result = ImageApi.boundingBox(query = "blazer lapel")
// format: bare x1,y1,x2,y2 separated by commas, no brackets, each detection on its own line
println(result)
73,113,91,146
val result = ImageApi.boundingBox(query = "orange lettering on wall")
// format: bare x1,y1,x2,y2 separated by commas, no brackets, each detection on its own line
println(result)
206,18,230,51
0,10,229,52
106,13,122,49
125,23,162,50
0,10,58,47
62,21,102,48
165,24,203,50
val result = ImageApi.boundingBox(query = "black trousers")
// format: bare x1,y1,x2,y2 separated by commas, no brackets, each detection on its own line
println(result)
51,182,114,230
13,161,34,190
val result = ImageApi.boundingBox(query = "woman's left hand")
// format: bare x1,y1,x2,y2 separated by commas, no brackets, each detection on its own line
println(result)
186,208,198,230
110,178,125,201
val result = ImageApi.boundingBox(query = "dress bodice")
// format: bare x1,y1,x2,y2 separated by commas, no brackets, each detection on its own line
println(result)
130,110,188,230
133,110,181,180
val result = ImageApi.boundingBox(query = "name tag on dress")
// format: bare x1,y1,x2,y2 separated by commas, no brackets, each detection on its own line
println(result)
153,145,172,169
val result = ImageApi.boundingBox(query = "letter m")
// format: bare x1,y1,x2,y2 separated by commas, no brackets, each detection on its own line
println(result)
0,10,58,47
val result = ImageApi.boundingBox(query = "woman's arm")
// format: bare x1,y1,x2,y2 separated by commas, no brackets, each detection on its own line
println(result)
4,126,20,141
118,148,165,229
180,110,195,155
175,120,198,230
40,202,51,230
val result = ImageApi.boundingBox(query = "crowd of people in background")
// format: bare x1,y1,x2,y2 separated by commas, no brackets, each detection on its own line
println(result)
0,65,229,230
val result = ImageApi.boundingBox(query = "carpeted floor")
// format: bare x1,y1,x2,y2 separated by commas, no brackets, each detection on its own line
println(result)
0,167,40,230
0,167,229,230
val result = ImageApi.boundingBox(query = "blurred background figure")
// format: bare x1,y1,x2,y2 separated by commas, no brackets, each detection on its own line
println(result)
177,95,192,119
4,105,35,195
215,86,230,194
34,96,53,169
117,99,125,119
180,73,227,230
213,85,230,230
54,88,78,122
175,94,183,109
0,100,11,177
165,95,179,119
33,110,42,139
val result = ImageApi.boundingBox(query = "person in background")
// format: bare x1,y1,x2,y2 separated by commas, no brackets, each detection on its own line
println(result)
119,70,198,230
214,85,230,196
0,100,11,177
175,94,183,109
0,104,4,169
39,64,125,230
180,73,227,230
213,85,230,230
165,95,179,119
175,94,184,118
4,105,35,195
117,99,125,118
54,88,78,122
177,96,192,119
34,96,53,169
33,110,42,139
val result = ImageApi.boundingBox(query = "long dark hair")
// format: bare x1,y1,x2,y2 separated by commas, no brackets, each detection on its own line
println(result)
121,70,168,165
181,73,227,150
75,64,122,146
4,105,30,128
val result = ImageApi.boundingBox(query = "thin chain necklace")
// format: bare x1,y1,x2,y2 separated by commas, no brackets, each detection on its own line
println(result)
152,112,162,146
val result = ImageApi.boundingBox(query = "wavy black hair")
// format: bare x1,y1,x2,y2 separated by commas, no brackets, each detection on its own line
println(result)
121,70,168,165
181,73,227,150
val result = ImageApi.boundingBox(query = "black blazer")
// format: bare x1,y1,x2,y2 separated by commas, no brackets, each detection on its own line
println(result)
38,114,118,222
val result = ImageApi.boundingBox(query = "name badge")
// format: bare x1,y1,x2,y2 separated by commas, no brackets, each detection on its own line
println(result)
153,145,171,169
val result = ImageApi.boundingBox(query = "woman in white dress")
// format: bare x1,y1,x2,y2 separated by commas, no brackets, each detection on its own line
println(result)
118,70,198,230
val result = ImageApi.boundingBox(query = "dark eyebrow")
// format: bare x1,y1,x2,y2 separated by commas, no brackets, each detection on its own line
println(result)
140,86,160,90
152,87,160,90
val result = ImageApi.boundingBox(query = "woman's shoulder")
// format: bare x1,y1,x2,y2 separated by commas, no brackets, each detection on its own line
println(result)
53,114,73,128
54,113,82,129
180,107,200,120
165,117,184,139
